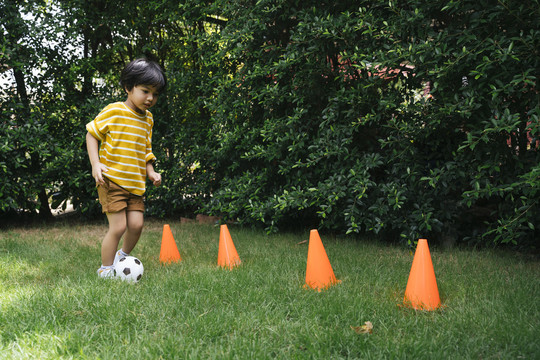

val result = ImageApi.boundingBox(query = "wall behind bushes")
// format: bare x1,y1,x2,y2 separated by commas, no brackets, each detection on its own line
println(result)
1,0,538,246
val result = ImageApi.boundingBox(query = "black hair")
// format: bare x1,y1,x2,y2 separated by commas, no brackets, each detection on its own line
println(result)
120,58,167,93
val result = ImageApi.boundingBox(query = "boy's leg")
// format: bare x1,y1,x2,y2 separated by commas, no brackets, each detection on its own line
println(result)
122,210,144,254
101,210,127,266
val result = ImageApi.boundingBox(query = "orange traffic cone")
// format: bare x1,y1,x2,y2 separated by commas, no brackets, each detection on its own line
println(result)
304,229,341,291
159,224,182,264
403,239,441,310
217,224,241,269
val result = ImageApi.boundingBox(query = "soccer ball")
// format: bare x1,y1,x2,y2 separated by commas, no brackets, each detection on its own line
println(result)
115,256,144,283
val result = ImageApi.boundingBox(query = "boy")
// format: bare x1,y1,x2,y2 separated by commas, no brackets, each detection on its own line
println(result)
86,58,166,278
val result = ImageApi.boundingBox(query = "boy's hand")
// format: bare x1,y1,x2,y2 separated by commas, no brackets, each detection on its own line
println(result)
148,171,162,187
92,163,108,186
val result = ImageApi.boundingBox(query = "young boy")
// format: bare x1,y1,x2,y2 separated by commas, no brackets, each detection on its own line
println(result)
86,58,166,278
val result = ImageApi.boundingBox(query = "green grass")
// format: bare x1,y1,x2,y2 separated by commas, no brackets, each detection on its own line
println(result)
0,219,539,359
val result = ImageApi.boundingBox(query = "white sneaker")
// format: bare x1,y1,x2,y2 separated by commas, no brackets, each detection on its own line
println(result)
113,250,127,267
97,267,115,279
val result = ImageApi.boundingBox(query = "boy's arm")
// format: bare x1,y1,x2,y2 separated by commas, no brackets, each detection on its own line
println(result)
86,132,108,185
146,161,161,187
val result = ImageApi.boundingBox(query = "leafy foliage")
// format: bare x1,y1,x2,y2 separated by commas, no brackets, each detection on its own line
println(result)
195,0,539,245
1,0,538,246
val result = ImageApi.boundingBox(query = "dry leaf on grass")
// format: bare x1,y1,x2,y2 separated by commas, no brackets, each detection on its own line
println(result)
351,321,373,334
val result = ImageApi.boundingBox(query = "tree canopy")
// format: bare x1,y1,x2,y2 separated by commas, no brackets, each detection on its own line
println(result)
1,0,538,247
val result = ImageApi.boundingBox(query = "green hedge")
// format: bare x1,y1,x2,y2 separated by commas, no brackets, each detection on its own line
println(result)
186,0,539,245
1,0,538,246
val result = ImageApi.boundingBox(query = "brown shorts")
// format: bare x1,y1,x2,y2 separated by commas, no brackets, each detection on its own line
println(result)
97,177,144,213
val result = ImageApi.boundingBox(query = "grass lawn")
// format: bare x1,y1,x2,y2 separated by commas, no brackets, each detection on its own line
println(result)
0,218,538,359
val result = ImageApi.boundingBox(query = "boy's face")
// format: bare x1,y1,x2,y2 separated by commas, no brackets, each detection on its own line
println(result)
125,84,160,114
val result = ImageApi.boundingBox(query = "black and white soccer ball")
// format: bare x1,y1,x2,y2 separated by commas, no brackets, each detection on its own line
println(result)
115,256,144,283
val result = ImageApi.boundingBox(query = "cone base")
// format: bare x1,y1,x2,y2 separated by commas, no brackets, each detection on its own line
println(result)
218,256,241,270
303,279,342,292
160,257,181,264
403,297,441,311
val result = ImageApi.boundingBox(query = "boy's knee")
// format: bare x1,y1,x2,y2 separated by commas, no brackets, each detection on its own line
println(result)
128,221,144,234
110,223,127,237
106,211,128,236
126,210,144,234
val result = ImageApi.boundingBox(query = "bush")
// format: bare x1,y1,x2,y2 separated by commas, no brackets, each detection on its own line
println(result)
193,0,539,246
2,0,537,246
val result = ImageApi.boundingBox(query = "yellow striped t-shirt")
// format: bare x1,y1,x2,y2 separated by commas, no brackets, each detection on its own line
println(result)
86,102,156,196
